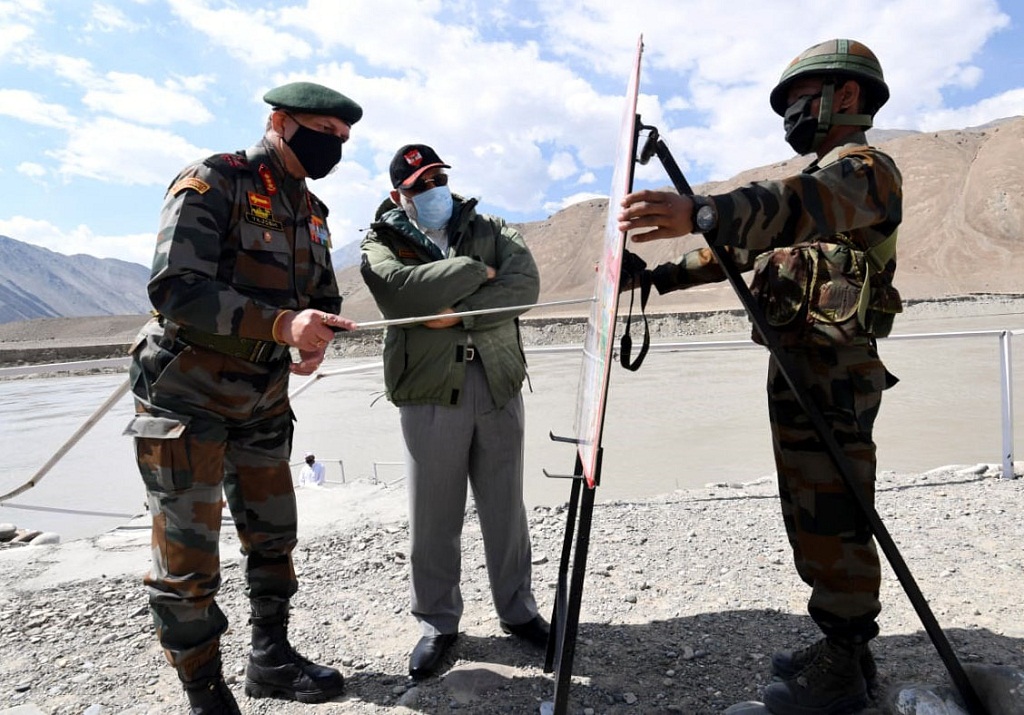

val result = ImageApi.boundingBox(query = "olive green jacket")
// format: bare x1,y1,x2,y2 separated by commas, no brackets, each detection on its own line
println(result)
360,195,539,408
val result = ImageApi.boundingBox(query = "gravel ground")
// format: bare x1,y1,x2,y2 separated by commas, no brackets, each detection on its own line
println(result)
1,465,1023,714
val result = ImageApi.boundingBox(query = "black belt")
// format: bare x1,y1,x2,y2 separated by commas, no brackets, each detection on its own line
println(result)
177,326,290,364
456,345,476,362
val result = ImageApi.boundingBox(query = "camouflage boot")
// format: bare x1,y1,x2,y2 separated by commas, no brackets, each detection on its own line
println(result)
176,645,242,715
243,599,345,704
771,637,879,698
762,639,868,715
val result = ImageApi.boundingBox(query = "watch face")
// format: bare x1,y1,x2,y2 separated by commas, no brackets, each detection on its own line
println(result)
696,204,716,231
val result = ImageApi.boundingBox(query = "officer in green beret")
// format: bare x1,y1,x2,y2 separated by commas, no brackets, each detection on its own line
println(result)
125,80,361,713
619,39,901,714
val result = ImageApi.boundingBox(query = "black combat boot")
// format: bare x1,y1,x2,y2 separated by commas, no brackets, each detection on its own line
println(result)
243,599,345,704
762,638,868,715
177,647,242,715
771,637,879,698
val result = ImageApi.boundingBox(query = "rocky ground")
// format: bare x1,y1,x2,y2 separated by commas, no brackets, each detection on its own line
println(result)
1,465,1023,714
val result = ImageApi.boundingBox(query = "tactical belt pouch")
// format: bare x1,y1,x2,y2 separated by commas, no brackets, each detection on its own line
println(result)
177,325,290,363
750,240,881,348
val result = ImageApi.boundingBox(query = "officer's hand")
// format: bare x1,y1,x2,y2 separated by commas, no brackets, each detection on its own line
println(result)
275,309,355,353
424,307,461,329
617,190,694,242
290,346,326,376
619,250,651,293
485,265,497,280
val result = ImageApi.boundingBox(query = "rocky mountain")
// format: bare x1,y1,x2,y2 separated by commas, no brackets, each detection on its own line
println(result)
0,236,151,323
3,117,1022,327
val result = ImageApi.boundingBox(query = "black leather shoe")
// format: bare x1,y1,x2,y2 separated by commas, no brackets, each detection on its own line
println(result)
409,633,458,680
500,615,550,648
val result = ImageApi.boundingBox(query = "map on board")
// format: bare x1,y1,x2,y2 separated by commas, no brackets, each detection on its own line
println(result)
572,35,643,487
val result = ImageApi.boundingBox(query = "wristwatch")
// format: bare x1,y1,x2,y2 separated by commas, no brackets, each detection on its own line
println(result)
691,195,718,233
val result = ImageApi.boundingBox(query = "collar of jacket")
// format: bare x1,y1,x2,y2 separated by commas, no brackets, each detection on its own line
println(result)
375,194,479,260
250,137,306,202
804,130,870,174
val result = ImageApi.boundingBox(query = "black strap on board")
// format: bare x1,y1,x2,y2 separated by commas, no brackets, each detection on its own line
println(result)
619,261,651,371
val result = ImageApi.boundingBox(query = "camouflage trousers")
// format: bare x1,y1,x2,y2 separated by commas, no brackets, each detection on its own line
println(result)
767,341,896,644
126,328,299,671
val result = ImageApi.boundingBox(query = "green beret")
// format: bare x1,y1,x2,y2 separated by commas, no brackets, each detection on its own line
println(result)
263,81,363,124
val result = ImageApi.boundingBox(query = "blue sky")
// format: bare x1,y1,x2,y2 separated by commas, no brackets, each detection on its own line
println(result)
1,0,1022,267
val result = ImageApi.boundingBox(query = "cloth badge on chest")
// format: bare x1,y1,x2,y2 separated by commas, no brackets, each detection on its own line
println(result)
244,191,283,231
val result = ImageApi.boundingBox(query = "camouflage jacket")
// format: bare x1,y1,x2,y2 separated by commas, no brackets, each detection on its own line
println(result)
651,133,902,343
360,196,539,408
147,137,341,341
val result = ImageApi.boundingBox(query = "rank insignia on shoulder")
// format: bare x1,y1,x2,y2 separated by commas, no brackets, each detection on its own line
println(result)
169,177,211,196
258,164,278,196
220,153,247,169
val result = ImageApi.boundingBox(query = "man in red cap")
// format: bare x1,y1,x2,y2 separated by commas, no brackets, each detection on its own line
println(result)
361,143,548,680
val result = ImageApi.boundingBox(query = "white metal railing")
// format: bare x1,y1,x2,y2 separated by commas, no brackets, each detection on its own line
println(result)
0,327,1019,508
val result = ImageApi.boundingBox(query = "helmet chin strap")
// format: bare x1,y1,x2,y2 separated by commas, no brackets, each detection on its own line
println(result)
811,81,874,152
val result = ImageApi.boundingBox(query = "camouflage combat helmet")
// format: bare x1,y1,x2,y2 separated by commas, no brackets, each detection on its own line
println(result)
770,38,889,118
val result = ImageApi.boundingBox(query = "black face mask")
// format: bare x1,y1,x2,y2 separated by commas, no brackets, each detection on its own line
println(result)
783,94,821,155
285,123,342,180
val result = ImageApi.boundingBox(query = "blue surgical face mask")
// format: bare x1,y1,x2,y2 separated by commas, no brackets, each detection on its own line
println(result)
410,185,453,229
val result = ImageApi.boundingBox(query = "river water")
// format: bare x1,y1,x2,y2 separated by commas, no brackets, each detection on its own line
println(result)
2,310,1021,542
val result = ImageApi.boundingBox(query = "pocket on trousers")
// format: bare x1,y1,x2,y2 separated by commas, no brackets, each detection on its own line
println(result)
847,360,886,436
125,414,193,493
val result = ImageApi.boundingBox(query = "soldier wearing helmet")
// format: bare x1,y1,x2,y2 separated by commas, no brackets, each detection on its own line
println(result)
618,39,901,714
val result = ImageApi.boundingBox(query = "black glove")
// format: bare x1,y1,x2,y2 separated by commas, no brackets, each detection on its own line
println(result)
619,249,651,293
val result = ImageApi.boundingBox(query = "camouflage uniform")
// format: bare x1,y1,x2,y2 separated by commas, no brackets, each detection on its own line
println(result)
649,133,902,644
125,137,340,671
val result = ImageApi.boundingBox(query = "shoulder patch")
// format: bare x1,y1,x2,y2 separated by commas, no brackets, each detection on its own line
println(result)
169,177,211,196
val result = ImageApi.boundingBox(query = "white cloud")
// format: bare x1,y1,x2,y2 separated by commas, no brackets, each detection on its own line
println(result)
543,190,606,215
0,216,155,266
917,88,1024,131
51,117,210,185
16,162,46,178
167,0,312,67
83,72,213,125
24,50,96,85
0,21,33,61
0,89,76,129
548,151,579,181
86,3,140,32
535,0,1013,183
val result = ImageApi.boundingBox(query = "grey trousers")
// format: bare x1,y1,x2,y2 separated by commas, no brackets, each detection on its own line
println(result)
399,360,538,636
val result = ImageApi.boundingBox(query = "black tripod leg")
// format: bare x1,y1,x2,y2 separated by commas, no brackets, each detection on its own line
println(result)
552,472,597,714
546,457,582,673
